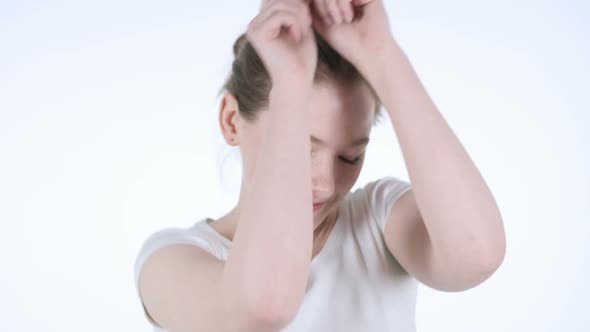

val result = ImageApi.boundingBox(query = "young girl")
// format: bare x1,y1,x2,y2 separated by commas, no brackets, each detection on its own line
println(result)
134,1,506,331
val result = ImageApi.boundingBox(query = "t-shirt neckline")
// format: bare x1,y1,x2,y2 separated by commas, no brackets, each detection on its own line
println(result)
310,197,346,266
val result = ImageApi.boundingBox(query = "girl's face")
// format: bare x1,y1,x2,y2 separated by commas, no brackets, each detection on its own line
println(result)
234,80,376,229
307,80,375,229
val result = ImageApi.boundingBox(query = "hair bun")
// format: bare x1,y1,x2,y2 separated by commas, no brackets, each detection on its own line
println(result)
233,33,248,58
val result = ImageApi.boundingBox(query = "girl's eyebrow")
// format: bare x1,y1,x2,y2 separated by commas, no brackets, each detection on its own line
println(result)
310,135,370,147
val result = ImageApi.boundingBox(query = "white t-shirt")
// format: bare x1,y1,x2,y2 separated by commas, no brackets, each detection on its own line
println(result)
133,176,416,331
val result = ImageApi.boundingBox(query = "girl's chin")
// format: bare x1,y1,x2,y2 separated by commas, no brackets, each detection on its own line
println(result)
313,206,330,225
313,212,322,225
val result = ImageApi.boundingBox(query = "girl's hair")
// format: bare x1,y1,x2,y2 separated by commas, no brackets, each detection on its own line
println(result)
217,30,384,125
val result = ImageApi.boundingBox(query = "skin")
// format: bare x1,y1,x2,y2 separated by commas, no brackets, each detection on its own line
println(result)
214,78,375,258
310,0,506,291
170,6,507,329
138,2,507,330
228,0,506,292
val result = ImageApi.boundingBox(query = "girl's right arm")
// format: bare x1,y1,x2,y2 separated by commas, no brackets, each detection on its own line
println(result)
138,81,315,332
223,0,318,324
223,79,315,323
137,1,318,331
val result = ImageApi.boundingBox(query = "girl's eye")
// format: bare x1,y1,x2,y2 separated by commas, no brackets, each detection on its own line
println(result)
340,156,362,165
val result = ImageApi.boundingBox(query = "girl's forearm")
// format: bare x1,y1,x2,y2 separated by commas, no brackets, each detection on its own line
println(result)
223,81,315,320
368,43,506,271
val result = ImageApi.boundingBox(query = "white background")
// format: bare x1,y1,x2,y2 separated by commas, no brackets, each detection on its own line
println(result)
1,0,588,331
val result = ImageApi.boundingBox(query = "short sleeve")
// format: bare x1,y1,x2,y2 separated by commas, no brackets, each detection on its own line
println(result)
133,226,216,330
363,176,412,232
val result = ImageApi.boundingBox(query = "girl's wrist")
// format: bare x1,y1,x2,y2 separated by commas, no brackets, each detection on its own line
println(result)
270,77,314,99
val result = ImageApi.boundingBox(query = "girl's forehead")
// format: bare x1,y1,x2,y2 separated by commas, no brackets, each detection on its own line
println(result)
309,107,373,150
310,84,374,129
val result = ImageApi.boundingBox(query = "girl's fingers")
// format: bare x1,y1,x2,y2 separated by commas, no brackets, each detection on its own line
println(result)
250,3,307,42
259,10,299,40
259,0,280,11
312,0,332,25
255,1,297,25
338,0,354,23
309,2,328,31
325,0,343,24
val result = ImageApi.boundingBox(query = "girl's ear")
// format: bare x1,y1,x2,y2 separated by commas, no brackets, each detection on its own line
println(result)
219,92,241,146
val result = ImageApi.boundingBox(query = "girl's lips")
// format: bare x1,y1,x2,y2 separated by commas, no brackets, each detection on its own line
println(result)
313,203,324,211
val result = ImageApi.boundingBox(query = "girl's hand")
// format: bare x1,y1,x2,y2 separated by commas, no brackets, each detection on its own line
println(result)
309,0,396,75
248,0,318,85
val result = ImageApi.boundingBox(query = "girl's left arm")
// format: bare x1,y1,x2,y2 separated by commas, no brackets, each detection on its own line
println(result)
308,0,506,290
369,41,506,291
